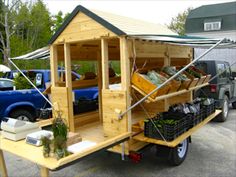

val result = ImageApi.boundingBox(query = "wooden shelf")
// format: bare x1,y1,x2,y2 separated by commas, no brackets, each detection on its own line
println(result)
133,109,221,148
36,118,54,128
132,83,209,102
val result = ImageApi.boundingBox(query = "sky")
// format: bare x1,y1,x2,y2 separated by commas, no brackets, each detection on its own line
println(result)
41,0,234,25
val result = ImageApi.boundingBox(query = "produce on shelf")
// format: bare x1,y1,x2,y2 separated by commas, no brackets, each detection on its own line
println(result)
162,66,188,81
146,70,167,86
185,67,203,78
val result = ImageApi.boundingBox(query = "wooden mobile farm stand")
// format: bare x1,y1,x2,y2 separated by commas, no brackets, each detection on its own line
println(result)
0,5,224,177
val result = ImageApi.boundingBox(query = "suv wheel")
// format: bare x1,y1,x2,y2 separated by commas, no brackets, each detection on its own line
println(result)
215,95,229,122
232,102,236,109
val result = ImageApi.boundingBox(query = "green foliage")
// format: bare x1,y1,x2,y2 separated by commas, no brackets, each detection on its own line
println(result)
52,115,69,159
13,59,50,69
13,73,32,90
10,0,52,57
51,11,70,34
168,7,192,35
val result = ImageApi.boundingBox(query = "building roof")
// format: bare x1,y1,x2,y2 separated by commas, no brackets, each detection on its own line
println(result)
49,5,176,44
187,1,236,19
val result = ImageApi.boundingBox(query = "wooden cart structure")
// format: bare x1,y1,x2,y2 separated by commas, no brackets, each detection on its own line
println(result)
0,5,225,177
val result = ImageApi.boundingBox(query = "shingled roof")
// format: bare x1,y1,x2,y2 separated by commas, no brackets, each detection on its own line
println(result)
187,1,236,19
49,5,176,44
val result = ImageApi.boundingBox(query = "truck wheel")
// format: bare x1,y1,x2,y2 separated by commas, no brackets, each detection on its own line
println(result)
10,109,35,122
215,95,229,122
232,102,236,109
168,139,189,166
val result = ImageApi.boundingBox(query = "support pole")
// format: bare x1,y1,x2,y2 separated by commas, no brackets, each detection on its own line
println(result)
0,150,8,177
8,58,53,107
40,166,49,177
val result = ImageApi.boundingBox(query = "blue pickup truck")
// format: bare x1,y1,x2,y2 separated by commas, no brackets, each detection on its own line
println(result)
0,70,98,122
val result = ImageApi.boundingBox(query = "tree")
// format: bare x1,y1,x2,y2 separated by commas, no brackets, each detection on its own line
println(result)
0,0,52,66
168,7,192,36
0,0,21,66
51,11,70,34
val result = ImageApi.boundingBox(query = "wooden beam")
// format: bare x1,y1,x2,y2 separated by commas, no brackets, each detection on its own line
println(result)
50,45,58,87
101,38,109,89
64,43,75,132
120,37,131,133
120,37,130,90
0,150,8,177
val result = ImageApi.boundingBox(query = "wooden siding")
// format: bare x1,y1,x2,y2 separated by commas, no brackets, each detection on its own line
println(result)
53,12,117,44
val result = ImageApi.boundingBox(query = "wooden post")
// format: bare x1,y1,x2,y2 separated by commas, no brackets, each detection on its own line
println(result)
64,43,75,132
0,150,8,177
164,44,170,111
40,166,49,177
101,38,109,89
97,51,103,122
50,45,58,87
120,36,131,132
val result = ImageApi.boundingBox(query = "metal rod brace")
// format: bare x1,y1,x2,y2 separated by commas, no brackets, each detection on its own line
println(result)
118,38,225,119
8,58,53,107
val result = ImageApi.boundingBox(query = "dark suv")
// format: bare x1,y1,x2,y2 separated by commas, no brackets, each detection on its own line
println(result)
195,60,236,121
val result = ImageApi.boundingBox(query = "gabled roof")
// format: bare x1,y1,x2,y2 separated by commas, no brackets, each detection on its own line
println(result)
49,5,176,44
187,1,236,19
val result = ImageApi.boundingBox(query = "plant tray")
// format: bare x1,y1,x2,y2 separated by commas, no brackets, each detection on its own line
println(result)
144,116,188,141
132,71,170,99
202,103,215,119
187,110,204,128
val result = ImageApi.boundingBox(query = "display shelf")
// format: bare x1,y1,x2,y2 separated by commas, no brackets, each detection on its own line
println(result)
132,83,209,102
133,109,221,148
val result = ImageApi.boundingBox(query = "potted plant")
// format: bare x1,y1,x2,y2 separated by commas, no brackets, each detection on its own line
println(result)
52,111,70,159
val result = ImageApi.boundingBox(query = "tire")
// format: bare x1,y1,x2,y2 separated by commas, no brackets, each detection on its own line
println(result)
232,102,236,109
168,139,189,166
10,109,35,122
156,145,171,158
215,95,229,122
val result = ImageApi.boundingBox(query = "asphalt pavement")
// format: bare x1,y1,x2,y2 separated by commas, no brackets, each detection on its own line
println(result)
2,109,236,177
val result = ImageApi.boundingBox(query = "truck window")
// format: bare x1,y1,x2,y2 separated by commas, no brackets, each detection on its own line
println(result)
217,63,226,78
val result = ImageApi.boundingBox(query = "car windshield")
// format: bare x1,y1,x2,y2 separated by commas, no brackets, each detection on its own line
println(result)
0,80,13,87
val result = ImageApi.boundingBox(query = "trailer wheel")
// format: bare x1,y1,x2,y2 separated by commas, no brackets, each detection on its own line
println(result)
168,139,189,166
215,95,229,122
10,109,35,122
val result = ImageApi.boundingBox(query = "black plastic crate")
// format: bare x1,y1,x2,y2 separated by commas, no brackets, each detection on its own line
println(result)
187,110,204,128
202,103,215,119
144,116,188,141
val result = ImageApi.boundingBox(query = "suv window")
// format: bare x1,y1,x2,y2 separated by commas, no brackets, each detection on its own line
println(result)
217,63,226,78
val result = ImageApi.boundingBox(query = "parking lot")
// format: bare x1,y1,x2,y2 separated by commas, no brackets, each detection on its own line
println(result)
2,108,236,177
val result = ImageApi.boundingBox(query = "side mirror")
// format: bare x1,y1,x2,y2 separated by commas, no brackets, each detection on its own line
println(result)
36,73,43,86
